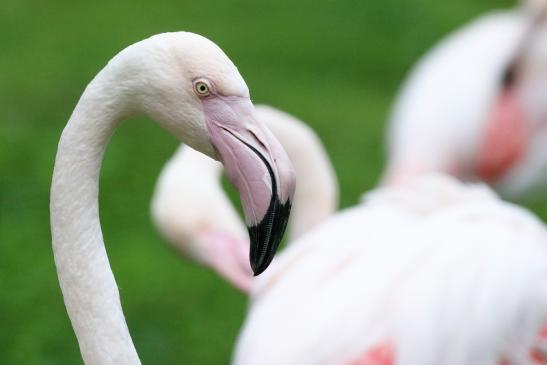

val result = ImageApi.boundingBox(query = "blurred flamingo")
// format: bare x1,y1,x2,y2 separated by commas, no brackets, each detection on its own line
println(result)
151,105,338,292
234,174,547,365
383,2,547,200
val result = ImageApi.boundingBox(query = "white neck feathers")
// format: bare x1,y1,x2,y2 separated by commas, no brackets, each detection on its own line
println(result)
50,71,141,364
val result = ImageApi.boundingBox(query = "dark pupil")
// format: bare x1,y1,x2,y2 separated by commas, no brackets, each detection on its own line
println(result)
199,85,206,92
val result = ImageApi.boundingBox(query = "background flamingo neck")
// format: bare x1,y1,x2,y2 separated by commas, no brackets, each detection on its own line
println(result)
50,75,141,364
256,106,338,239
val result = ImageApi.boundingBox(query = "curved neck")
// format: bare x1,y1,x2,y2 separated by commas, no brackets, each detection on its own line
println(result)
258,109,337,240
285,139,337,240
50,74,141,364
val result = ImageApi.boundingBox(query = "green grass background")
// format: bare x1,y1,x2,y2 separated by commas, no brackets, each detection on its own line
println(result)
2,0,538,363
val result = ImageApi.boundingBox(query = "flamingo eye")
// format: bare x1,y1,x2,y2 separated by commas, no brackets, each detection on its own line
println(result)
194,80,210,96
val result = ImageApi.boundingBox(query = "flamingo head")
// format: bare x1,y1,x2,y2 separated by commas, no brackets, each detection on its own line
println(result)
125,32,296,275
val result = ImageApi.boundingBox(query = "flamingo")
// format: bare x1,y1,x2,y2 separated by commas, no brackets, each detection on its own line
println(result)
50,32,296,364
383,3,547,200
151,104,338,292
233,174,547,365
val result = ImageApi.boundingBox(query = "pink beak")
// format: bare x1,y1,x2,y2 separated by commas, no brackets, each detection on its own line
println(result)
203,95,296,275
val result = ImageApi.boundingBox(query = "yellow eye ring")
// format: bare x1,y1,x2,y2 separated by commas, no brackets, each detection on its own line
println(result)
194,80,210,96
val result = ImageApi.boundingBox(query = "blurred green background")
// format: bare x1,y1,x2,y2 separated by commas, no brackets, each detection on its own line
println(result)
2,0,533,363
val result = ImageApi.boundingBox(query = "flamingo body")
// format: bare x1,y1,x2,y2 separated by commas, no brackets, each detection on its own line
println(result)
234,175,547,365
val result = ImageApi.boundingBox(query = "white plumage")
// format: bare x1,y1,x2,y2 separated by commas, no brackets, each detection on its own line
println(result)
233,7,547,363
234,175,547,365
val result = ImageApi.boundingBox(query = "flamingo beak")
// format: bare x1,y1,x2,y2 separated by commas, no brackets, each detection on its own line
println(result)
203,96,296,275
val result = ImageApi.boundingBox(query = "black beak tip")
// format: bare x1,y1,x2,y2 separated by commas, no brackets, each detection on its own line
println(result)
251,260,269,277
247,197,292,276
